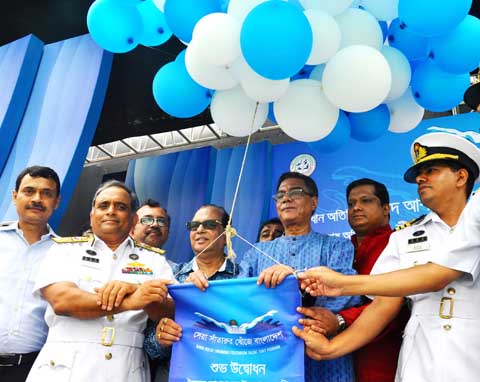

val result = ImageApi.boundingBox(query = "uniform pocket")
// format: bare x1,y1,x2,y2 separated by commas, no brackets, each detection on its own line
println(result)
29,348,76,382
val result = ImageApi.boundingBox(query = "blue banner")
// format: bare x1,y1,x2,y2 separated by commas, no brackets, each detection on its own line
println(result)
168,276,304,382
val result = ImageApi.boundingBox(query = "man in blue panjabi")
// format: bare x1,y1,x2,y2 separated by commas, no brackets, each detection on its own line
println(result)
240,171,361,382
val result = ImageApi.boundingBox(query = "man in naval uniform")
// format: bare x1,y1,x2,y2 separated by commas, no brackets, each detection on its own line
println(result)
292,131,480,382
26,180,175,382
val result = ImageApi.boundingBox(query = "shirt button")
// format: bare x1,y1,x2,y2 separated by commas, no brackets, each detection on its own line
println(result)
105,352,113,360
443,324,452,331
112,254,118,260
291,253,296,257
413,261,419,266
107,315,114,322
447,287,456,295
50,360,55,367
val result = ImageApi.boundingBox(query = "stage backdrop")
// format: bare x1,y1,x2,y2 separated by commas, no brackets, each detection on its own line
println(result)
0,34,112,227
126,112,480,264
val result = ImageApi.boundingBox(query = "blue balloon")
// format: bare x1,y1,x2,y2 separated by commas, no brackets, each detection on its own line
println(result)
240,0,312,80
411,60,470,112
387,19,429,61
87,1,143,53
152,60,212,118
348,105,390,142
398,0,472,37
138,0,172,47
164,0,221,43
379,20,388,42
308,112,351,153
430,15,480,74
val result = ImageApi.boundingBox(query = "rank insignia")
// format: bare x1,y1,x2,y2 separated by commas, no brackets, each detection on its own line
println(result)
86,249,97,256
82,256,99,263
129,253,139,260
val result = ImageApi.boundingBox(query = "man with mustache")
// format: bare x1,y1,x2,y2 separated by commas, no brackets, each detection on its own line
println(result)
131,199,170,253
0,166,60,382
26,180,175,382
293,132,480,382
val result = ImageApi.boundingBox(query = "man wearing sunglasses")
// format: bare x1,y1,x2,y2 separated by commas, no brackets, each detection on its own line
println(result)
239,171,361,382
144,204,242,382
131,199,171,251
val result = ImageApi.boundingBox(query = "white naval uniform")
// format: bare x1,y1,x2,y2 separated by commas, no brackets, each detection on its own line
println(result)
26,235,175,382
371,210,480,382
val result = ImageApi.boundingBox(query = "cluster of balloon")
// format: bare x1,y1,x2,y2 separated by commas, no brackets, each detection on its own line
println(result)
87,0,479,152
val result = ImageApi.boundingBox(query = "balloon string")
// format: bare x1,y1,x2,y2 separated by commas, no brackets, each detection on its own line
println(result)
222,102,259,261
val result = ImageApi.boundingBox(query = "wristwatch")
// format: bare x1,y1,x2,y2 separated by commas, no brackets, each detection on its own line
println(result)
336,314,346,332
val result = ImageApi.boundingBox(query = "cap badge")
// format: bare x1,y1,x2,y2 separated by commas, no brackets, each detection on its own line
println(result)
413,143,428,164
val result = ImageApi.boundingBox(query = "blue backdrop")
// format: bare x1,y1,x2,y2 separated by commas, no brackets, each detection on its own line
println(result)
126,112,480,264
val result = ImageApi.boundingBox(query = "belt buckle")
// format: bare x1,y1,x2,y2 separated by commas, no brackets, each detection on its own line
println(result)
101,327,115,346
439,297,454,319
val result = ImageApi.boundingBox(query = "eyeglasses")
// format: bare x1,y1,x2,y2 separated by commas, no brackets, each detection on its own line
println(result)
139,216,169,227
272,188,312,203
186,219,223,231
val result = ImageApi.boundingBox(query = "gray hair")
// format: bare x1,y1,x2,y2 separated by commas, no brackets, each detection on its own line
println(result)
91,180,138,211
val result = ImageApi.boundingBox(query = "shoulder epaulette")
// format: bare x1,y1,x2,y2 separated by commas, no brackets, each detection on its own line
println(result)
134,241,166,255
394,214,426,232
52,236,89,244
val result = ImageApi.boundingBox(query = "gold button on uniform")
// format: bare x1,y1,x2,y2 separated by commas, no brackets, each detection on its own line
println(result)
107,315,114,322
447,288,456,295
413,261,419,266
105,352,112,360
443,324,452,331
50,360,55,367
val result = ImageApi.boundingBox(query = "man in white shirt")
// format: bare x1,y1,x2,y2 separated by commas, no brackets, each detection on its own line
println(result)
27,180,175,382
0,165,60,382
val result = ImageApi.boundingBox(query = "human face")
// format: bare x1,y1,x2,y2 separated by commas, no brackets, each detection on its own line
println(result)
131,205,169,248
13,174,60,227
275,178,318,226
189,207,226,257
259,223,284,242
90,186,137,243
347,185,389,236
415,163,464,209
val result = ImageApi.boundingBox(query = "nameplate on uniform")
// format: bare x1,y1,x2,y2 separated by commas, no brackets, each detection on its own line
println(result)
406,236,430,252
82,256,100,263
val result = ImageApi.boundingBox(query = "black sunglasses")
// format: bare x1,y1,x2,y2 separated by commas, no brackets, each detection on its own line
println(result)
139,216,169,227
186,219,223,231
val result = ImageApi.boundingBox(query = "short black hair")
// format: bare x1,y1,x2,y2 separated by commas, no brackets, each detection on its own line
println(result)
346,178,390,206
257,217,284,241
276,172,318,197
139,198,171,227
92,180,138,211
197,204,230,227
15,166,61,196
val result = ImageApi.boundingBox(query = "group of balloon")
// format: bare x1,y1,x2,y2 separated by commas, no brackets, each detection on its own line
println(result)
87,0,480,152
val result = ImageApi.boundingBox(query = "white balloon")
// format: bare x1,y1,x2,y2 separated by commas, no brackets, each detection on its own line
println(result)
304,9,341,64
211,86,268,137
274,79,339,142
228,0,270,24
300,0,353,16
185,40,238,90
323,45,392,112
360,0,398,21
231,55,290,102
387,88,424,133
153,0,165,12
381,46,411,101
309,64,326,81
192,13,241,66
336,8,383,50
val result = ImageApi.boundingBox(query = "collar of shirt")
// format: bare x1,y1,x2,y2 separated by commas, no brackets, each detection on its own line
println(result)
351,225,392,250
277,230,314,243
192,257,228,273
0,220,57,241
91,234,134,254
175,255,237,280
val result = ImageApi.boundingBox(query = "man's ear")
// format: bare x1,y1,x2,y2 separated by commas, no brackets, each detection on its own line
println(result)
12,189,17,205
312,196,318,211
456,168,469,188
54,195,61,210
383,203,390,217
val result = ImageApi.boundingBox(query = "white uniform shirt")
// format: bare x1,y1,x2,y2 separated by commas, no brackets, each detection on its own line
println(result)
371,211,480,382
0,221,56,353
27,235,175,382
